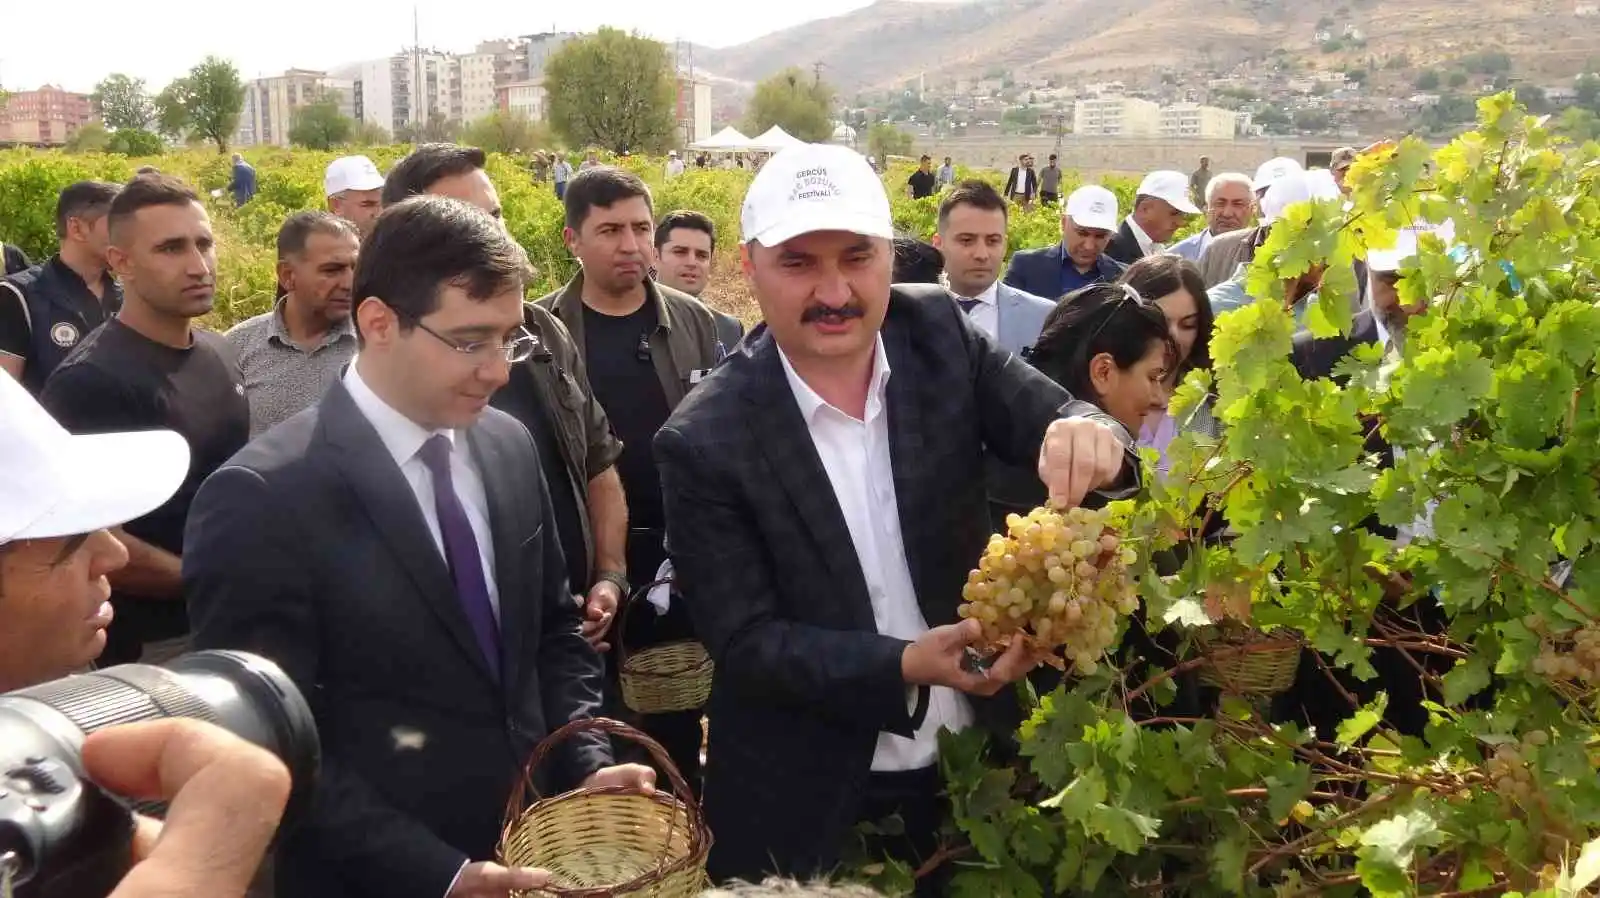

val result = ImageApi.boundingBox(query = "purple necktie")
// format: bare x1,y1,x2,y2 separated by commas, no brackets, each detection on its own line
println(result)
418,435,500,677
956,297,980,315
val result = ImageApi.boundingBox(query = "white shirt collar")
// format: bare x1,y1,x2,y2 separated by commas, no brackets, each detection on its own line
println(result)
952,279,1000,306
1372,308,1393,350
778,334,893,425
343,358,458,468
1126,215,1162,254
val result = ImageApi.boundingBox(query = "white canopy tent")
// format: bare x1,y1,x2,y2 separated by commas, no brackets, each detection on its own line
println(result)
746,125,806,152
690,126,752,151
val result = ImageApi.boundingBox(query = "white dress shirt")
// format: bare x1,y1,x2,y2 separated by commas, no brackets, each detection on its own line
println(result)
954,279,1000,341
1126,215,1164,256
778,336,975,772
343,360,500,620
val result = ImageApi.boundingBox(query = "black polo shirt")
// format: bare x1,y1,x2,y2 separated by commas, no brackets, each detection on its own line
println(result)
0,255,123,394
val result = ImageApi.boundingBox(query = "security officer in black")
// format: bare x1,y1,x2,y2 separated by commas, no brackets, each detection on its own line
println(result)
0,181,124,394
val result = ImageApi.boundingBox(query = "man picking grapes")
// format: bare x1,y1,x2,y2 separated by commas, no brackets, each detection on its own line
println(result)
654,143,1139,892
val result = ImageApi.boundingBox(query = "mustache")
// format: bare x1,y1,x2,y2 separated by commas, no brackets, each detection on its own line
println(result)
801,303,865,324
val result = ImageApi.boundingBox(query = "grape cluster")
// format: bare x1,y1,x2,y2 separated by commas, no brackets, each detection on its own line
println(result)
958,506,1139,675
1484,730,1547,806
1532,624,1600,683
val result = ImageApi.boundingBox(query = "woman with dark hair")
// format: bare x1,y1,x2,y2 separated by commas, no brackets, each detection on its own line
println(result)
1028,282,1176,439
1118,254,1218,476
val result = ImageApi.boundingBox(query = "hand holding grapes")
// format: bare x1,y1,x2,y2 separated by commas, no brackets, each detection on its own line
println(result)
1037,417,1126,510
901,618,1050,696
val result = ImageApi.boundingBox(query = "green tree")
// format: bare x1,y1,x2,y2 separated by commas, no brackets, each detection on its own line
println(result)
1415,69,1442,90
1344,68,1369,85
743,67,835,142
64,122,111,153
289,93,354,150
1513,84,1550,114
91,74,154,131
1555,105,1600,142
352,120,392,146
156,57,245,153
1577,72,1600,113
866,122,913,161
107,128,164,156
460,110,550,155
542,27,676,155
395,118,460,144
1254,105,1292,134
1448,70,1469,88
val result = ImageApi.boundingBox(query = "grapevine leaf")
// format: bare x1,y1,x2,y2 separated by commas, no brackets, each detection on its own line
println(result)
1086,805,1161,854
1359,807,1443,867
1441,655,1492,706
1039,769,1105,822
966,767,1015,819
1336,692,1389,750
1565,834,1600,892
1162,596,1213,628
1266,763,1314,823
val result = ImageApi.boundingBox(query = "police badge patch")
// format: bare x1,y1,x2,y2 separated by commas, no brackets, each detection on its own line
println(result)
49,322,80,348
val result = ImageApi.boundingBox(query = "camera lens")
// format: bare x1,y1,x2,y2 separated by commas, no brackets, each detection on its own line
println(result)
0,651,319,890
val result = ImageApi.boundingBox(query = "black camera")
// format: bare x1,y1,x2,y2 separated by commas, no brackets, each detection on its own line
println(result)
0,650,320,898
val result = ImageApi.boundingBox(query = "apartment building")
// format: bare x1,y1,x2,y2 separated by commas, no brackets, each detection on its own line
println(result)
1159,103,1238,139
236,69,354,147
1073,96,1161,137
0,85,95,145
497,80,548,122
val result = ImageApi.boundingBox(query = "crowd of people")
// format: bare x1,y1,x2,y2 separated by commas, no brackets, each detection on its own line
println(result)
0,132,1429,898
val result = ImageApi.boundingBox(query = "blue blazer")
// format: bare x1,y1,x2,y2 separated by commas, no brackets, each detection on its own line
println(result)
992,282,1055,355
1003,244,1125,301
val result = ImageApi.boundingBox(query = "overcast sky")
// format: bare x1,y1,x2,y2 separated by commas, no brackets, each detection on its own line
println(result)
6,0,930,93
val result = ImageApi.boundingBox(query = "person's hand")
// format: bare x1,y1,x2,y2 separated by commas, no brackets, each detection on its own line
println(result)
79,719,290,898
901,619,1050,697
581,763,657,794
447,861,553,897
1038,417,1126,509
579,581,621,652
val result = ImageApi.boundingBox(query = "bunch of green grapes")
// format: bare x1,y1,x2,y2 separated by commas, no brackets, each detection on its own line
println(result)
958,505,1139,675
1484,735,1544,805
1532,623,1600,683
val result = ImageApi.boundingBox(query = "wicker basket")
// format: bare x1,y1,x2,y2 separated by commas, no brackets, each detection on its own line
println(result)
617,578,713,715
499,717,712,897
1197,627,1302,697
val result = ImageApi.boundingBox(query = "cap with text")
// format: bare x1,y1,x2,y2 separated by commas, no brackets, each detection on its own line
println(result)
1368,221,1457,272
741,143,894,246
1063,185,1119,233
324,155,386,198
1134,170,1201,215
0,373,189,544
1252,156,1304,192
1260,169,1343,225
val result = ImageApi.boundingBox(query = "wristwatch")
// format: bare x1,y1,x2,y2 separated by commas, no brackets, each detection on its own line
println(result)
595,570,630,597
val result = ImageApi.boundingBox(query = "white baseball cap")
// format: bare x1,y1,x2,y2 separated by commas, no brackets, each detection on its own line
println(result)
1259,169,1343,225
1253,156,1304,192
1134,170,1200,215
1063,185,1119,233
324,155,385,197
1368,221,1457,272
0,374,189,544
741,143,894,246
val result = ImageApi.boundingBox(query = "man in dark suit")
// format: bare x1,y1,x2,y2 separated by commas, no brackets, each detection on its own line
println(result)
1002,153,1038,209
184,196,654,898
1004,184,1126,300
1104,170,1198,265
655,143,1139,889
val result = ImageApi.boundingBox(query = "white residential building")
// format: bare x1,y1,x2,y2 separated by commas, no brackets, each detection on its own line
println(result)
674,76,713,146
1159,103,1238,139
235,69,354,147
1073,96,1160,136
498,80,548,122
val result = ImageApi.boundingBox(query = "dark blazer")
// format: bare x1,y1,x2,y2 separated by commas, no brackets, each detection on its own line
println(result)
1003,243,1125,301
711,308,745,357
1291,308,1380,382
653,284,1139,884
1105,220,1146,266
184,381,610,898
1002,166,1037,200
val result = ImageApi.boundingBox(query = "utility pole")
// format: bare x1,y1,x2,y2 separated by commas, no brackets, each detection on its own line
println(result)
813,61,825,87
413,7,424,128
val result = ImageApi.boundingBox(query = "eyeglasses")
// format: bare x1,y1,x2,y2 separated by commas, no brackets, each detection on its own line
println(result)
412,320,538,364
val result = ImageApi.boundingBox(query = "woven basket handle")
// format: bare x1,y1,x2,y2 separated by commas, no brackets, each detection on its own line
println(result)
501,716,703,837
613,576,676,672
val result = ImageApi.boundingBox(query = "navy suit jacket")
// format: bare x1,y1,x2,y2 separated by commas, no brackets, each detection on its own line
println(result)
1003,243,1126,301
